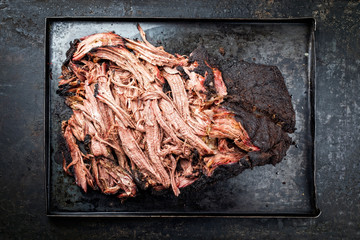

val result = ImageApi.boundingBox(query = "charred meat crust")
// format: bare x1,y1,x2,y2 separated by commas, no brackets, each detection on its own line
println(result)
63,39,80,65
189,46,217,97
176,66,189,80
220,60,296,133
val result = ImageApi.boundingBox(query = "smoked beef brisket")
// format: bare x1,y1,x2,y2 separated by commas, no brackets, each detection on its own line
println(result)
58,27,295,199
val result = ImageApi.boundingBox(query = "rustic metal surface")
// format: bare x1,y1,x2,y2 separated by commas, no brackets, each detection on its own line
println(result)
1,0,359,239
47,18,317,216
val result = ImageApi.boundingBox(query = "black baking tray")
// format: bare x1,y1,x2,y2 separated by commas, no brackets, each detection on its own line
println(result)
45,17,320,217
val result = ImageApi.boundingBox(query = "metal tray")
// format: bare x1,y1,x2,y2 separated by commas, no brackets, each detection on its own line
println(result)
45,17,319,217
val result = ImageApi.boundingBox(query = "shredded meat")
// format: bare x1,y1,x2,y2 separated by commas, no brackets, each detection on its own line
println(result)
58,24,294,200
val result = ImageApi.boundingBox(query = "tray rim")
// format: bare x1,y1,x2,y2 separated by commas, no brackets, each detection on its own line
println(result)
44,17,320,218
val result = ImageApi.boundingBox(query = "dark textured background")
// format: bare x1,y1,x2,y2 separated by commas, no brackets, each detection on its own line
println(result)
0,0,359,239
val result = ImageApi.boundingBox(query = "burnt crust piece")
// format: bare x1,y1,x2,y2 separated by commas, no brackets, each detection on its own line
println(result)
221,60,296,134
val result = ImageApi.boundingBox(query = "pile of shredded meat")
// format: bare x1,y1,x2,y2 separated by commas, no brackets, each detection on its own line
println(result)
58,24,274,200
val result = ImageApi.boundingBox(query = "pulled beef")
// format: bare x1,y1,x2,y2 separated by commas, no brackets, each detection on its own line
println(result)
58,25,295,201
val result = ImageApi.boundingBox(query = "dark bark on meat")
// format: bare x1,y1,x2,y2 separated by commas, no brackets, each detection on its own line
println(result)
189,46,217,97
63,39,80,65
219,63,295,166
176,66,190,80
220,60,296,133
